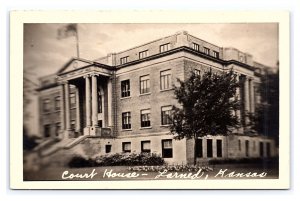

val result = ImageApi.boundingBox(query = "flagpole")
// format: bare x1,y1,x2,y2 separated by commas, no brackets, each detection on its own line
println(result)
75,24,80,58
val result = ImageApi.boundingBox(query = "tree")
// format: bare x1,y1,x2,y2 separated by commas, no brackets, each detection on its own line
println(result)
23,68,39,150
250,68,279,145
170,69,240,165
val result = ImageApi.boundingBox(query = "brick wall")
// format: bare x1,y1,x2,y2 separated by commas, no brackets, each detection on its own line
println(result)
227,135,277,158
115,34,177,66
115,56,185,137
39,86,77,137
186,136,229,164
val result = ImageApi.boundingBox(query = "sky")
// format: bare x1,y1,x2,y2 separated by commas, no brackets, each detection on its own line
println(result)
24,23,279,82
23,23,279,135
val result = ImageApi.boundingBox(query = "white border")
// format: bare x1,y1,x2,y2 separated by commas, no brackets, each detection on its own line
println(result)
10,10,290,189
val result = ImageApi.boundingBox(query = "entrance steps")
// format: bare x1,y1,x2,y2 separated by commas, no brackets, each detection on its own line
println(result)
41,138,74,156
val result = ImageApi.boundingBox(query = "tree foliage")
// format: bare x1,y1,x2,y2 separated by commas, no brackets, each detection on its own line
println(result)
23,68,39,150
170,69,240,139
170,69,240,165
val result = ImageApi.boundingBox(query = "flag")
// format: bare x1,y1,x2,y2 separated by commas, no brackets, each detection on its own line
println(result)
57,23,77,40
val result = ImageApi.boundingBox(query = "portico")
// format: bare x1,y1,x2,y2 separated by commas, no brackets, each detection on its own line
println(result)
56,59,114,138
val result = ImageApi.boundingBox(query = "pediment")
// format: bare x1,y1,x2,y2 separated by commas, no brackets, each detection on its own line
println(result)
57,58,93,75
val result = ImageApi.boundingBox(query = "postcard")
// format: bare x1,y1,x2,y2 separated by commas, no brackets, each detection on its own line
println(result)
10,10,290,189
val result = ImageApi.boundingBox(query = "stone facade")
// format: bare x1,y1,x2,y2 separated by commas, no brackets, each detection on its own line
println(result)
36,31,277,165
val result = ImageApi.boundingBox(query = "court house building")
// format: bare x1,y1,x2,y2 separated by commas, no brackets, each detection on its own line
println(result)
36,31,277,164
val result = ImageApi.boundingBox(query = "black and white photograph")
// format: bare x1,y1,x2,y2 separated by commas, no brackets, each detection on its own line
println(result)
9,11,290,189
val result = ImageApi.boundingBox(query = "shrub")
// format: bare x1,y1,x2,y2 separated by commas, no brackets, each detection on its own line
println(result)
128,165,213,172
94,152,165,166
68,153,165,168
68,156,94,168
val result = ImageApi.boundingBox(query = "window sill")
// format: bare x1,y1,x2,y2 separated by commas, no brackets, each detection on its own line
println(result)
121,129,132,132
160,88,174,92
120,96,131,100
160,124,172,128
140,127,152,130
139,92,151,96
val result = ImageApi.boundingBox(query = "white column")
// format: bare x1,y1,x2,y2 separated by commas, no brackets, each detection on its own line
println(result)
85,75,91,127
75,87,81,132
249,78,255,113
235,74,241,121
244,77,250,125
92,74,98,127
64,82,71,131
60,84,65,131
107,78,113,127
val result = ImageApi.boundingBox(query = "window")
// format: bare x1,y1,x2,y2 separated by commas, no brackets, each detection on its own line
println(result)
207,139,213,158
238,139,241,151
162,139,173,158
43,99,51,113
195,139,203,158
122,112,131,129
44,124,51,138
213,51,219,58
160,43,171,53
239,55,244,62
192,43,200,51
245,140,249,157
71,120,76,130
141,109,151,127
121,79,130,98
141,141,151,153
203,47,210,55
55,122,61,136
259,142,264,157
194,69,201,76
139,50,149,59
54,96,61,110
98,90,102,113
140,75,150,94
160,69,172,90
253,141,256,151
161,106,173,125
120,56,129,64
105,145,112,153
70,93,76,108
98,120,103,128
217,139,222,157
122,142,131,153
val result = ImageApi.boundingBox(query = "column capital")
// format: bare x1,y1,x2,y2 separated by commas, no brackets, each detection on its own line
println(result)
83,73,99,79
58,80,68,85
83,74,90,79
234,72,241,76
90,72,99,77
